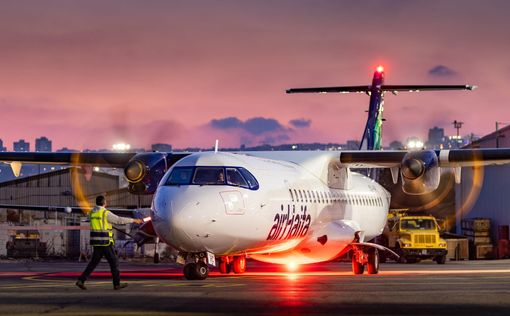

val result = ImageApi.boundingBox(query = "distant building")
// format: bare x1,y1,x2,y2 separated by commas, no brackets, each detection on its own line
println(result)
427,126,445,149
0,139,6,152
35,136,52,152
151,143,172,152
345,140,360,150
13,139,29,152
388,140,404,150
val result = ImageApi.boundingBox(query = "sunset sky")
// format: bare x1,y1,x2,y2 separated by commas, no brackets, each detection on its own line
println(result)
1,0,509,150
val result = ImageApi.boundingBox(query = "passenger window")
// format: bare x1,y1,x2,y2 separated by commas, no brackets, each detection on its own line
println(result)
289,189,294,202
193,167,225,185
166,167,194,185
298,190,303,202
226,168,248,188
312,191,317,203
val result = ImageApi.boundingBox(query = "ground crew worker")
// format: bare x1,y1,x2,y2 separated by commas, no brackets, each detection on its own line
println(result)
76,195,143,290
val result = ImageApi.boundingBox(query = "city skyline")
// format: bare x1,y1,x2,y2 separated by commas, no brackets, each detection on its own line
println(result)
0,123,476,152
0,1,509,149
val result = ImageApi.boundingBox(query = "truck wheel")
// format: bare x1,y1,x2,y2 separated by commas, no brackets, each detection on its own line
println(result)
435,255,446,264
367,249,379,274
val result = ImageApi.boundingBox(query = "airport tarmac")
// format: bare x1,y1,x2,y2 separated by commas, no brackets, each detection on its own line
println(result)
1,259,510,315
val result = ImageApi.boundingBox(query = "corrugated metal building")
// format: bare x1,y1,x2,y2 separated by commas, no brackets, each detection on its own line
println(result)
0,167,153,257
456,125,510,239
0,167,152,213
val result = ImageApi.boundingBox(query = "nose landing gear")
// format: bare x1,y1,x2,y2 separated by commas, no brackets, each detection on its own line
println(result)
183,261,209,280
179,252,212,280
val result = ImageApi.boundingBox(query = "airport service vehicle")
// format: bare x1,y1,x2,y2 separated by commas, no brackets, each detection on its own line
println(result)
2,67,504,280
385,214,447,264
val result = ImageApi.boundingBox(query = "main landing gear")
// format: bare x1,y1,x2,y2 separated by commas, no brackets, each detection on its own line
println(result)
351,247,379,275
217,256,247,275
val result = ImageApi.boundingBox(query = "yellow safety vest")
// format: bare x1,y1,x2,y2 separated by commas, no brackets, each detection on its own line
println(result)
89,208,114,246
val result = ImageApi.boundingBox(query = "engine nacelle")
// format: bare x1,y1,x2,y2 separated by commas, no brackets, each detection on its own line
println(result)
124,153,167,194
400,150,440,195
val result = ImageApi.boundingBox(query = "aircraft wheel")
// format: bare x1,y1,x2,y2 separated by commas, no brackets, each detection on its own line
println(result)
183,263,196,280
367,249,379,274
233,256,246,274
194,261,209,280
218,258,232,274
352,255,364,275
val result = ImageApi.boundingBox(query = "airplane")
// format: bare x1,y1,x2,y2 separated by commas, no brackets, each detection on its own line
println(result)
1,67,505,281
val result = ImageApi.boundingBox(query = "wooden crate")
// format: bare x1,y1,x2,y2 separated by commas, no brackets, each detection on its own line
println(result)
461,218,491,232
462,229,490,237
475,244,495,259
467,236,492,245
446,239,469,260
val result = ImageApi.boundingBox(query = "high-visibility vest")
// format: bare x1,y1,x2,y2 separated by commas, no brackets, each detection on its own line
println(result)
89,208,114,246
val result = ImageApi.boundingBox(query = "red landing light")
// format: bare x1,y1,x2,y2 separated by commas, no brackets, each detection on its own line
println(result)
376,65,384,73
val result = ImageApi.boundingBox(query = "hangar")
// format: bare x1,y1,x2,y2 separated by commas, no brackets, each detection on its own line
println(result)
456,125,510,250
0,167,152,257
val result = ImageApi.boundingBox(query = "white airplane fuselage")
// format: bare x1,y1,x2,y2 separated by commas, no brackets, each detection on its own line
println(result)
151,152,390,265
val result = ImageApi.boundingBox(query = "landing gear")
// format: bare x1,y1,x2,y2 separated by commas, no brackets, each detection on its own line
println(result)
183,262,209,280
367,249,379,274
352,255,365,275
351,247,379,275
218,257,232,274
217,256,246,274
232,256,246,274
179,252,212,280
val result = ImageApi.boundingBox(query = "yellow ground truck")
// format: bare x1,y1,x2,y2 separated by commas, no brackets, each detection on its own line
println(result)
381,213,448,264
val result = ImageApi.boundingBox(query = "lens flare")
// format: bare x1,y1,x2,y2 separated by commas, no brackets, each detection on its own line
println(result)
287,261,298,272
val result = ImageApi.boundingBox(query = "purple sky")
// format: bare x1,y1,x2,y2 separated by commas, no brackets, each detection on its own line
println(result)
1,0,509,150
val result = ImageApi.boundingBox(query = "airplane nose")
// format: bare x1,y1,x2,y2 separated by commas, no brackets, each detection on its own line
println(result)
152,188,217,252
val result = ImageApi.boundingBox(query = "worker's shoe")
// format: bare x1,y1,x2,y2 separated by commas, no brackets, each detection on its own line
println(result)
75,280,87,290
113,283,128,290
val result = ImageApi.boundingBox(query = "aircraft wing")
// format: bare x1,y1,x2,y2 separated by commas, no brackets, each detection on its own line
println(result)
286,86,372,94
339,148,510,168
0,152,137,167
0,204,150,217
380,85,476,92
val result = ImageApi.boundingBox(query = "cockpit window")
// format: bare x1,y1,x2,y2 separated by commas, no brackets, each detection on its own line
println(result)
166,167,194,185
238,167,259,190
193,167,225,185
226,168,248,187
164,166,259,190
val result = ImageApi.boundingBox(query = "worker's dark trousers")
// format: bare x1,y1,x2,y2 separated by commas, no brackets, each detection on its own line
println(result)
78,245,120,286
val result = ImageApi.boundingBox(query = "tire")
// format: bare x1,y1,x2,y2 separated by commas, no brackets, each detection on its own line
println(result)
435,255,446,264
218,258,232,274
352,254,364,275
183,263,196,280
153,253,160,264
367,249,379,275
233,256,246,274
194,261,209,280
